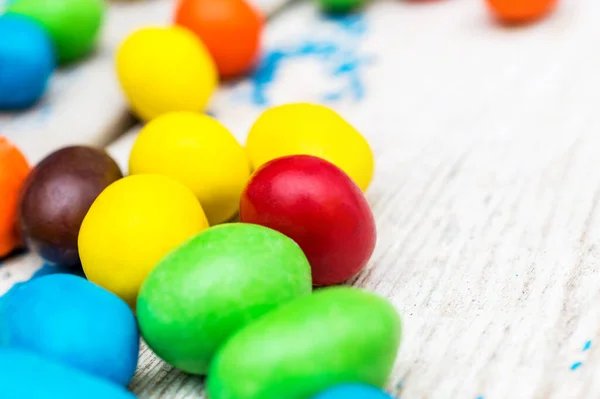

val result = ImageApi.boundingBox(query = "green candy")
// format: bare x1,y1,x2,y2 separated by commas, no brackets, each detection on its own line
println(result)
136,223,312,375
207,286,402,399
7,0,105,64
315,0,364,14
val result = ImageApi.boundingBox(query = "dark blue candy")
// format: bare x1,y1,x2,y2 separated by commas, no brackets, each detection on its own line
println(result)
0,349,137,399
313,383,394,399
0,274,139,386
0,14,55,109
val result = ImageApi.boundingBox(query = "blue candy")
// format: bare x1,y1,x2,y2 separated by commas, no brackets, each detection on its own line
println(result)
312,384,394,399
0,274,139,386
0,348,137,399
0,14,55,109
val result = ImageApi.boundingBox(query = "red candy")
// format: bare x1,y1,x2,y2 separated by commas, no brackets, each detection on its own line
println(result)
240,155,376,286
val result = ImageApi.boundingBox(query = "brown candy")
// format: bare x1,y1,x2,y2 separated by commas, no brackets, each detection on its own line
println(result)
18,146,123,267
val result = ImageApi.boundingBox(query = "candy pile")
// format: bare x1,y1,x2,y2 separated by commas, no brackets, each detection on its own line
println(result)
0,101,400,398
0,0,105,109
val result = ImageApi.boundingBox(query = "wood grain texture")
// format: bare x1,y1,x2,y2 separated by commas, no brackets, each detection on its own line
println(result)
6,0,600,397
122,0,600,397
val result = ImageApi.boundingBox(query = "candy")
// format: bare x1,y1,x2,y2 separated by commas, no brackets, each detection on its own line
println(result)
116,26,218,121
174,0,263,78
19,146,123,268
312,384,394,399
7,0,104,64
0,14,55,109
0,137,30,257
78,174,209,308
240,155,376,286
0,349,136,399
315,0,364,13
0,275,139,386
137,223,312,375
129,112,250,225
245,103,374,191
485,0,557,24
207,286,402,399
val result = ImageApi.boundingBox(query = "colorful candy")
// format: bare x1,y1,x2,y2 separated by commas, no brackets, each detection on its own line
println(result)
78,174,209,308
0,14,55,109
129,112,250,225
116,26,218,121
485,0,557,24
137,223,312,375
0,275,139,386
174,0,264,78
245,103,374,191
0,137,30,257
207,286,402,399
19,146,123,268
312,384,394,399
7,0,105,64
0,349,136,399
315,0,365,14
240,155,376,286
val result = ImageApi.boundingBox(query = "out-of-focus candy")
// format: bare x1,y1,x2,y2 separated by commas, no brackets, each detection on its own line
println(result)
116,26,218,121
0,348,137,399
0,14,55,109
175,0,263,78
7,0,105,64
485,0,557,24
0,136,30,257
0,274,139,386
19,146,123,268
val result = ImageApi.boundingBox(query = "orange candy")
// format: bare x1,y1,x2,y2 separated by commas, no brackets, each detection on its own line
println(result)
0,136,30,257
174,0,263,78
486,0,558,23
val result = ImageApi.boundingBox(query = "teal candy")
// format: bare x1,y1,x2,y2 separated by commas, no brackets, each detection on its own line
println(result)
0,349,137,399
312,384,394,399
0,14,55,109
0,274,139,386
207,286,402,399
137,223,312,375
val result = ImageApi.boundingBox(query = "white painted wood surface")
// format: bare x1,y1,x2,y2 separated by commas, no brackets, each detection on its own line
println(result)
5,0,600,397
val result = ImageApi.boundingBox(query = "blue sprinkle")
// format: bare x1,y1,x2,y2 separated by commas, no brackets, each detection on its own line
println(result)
516,274,519,277
571,362,583,371
245,14,372,107
583,341,592,351
476,396,484,399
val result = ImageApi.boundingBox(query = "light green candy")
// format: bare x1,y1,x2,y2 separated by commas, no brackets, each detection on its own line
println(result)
136,223,312,375
7,0,105,64
207,286,402,399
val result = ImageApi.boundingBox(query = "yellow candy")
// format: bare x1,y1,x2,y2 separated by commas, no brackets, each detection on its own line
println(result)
245,103,374,191
78,174,209,308
116,26,218,121
129,112,251,225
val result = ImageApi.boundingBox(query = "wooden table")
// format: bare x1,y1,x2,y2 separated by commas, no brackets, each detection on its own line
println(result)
3,0,600,397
